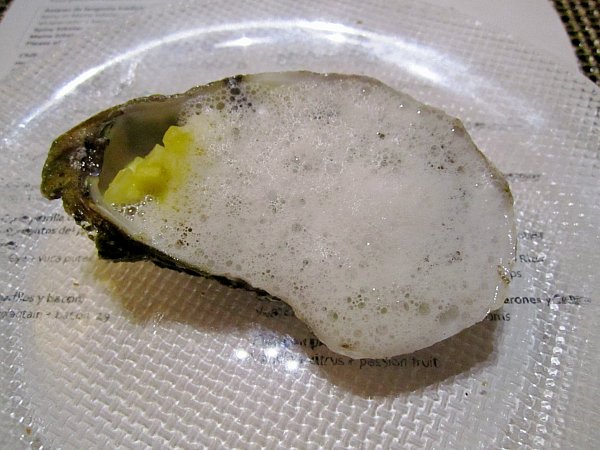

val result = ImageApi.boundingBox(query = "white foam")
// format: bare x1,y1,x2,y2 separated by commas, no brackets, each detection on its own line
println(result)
111,73,515,358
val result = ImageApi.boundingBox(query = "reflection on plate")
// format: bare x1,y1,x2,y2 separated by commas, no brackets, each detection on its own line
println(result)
0,1,598,448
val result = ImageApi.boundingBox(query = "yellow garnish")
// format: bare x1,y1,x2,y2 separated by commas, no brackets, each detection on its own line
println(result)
103,126,196,204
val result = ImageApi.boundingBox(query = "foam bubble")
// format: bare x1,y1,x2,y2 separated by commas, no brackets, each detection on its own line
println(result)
110,73,515,358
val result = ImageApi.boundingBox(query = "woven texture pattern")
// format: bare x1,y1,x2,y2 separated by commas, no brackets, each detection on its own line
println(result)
552,0,600,84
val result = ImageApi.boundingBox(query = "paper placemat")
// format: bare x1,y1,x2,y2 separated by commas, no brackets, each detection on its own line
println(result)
1,1,599,448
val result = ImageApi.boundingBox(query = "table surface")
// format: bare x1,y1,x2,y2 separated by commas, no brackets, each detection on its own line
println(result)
552,0,599,84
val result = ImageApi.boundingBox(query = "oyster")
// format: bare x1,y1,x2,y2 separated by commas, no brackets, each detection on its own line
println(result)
41,72,515,358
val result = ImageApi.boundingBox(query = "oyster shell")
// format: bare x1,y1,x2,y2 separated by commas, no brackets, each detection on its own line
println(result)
41,72,515,358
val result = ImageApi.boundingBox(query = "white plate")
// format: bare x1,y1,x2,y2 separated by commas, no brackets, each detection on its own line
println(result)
1,1,599,448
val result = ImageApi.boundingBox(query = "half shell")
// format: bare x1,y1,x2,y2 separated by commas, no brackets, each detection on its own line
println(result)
42,72,515,358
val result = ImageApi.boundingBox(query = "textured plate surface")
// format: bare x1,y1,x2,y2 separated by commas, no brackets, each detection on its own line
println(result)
1,1,599,448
